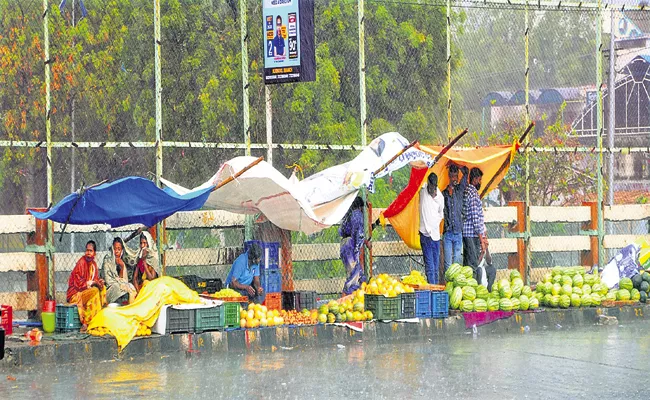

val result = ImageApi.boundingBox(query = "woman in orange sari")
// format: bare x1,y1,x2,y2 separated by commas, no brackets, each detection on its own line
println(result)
66,240,106,327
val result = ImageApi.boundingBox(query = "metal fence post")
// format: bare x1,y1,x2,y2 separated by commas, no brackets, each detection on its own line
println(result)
446,0,452,141
240,0,253,241
43,0,54,299
154,0,165,269
523,1,532,283
358,0,370,277
596,1,605,267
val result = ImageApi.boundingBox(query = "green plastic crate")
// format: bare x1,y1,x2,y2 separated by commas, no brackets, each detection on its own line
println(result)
221,302,241,328
365,294,400,320
194,306,223,333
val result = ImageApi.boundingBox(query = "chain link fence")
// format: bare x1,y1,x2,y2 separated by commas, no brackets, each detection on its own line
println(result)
1,0,648,315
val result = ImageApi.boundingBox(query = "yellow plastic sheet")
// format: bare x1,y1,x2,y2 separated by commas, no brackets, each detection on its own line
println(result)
88,277,201,350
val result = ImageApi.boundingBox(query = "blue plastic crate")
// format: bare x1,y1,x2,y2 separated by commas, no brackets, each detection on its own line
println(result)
245,241,280,269
431,291,449,319
260,269,282,293
415,291,432,318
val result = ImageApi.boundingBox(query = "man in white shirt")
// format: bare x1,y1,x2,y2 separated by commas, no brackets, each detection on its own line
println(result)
419,173,445,284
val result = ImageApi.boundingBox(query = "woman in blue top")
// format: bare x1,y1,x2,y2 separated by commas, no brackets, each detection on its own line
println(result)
340,197,367,295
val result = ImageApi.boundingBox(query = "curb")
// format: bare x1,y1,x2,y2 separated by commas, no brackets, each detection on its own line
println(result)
2,305,648,369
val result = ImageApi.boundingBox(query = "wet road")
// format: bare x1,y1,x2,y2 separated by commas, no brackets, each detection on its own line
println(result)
2,322,649,399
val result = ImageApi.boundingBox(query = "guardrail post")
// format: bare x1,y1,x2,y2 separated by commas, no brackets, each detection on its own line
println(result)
581,201,599,267
26,208,51,318
507,201,527,281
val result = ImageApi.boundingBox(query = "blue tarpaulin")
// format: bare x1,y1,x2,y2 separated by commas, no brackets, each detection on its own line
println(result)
29,177,213,228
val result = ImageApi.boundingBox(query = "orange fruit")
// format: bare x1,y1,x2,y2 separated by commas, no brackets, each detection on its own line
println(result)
240,318,247,328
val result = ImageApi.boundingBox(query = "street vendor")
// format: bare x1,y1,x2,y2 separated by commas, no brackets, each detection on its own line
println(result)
462,167,488,277
419,173,444,284
66,240,105,327
101,237,137,305
339,197,367,295
133,231,161,292
225,243,265,303
443,164,468,271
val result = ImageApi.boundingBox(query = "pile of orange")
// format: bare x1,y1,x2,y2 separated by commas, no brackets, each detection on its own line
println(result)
281,309,318,325
364,274,415,297
239,303,284,328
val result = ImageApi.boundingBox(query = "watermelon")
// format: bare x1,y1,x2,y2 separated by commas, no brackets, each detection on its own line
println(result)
582,284,592,295
467,278,479,288
489,292,501,301
454,275,468,288
640,291,647,303
544,282,553,294
536,283,545,294
500,286,513,299
445,282,454,296
460,300,474,312
533,292,544,302
552,275,562,285
642,272,650,283
473,299,488,312
549,296,560,308
581,294,593,307
584,273,596,286
445,264,462,281
561,275,573,287
572,287,583,296
510,270,521,281
561,284,573,297
462,286,477,301
551,284,561,296
552,267,564,276
519,295,530,311
632,274,643,289
510,297,520,310
543,273,553,283
605,292,617,301
590,293,602,306
522,286,532,297
543,294,553,306
512,278,524,297
630,288,641,301
641,281,650,293
529,298,539,310
570,294,581,307
572,274,584,288
461,266,474,279
487,298,500,311
617,289,631,301
619,278,633,291
498,279,511,291
476,285,489,300
499,298,513,311
559,295,571,309
450,287,463,309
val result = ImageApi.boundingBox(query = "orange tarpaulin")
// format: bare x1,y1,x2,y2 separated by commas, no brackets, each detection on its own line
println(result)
381,143,518,250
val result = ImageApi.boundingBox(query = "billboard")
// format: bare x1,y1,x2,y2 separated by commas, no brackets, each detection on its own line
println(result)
263,0,315,84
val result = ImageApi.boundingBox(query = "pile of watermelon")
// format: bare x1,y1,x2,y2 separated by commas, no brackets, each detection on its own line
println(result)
445,264,538,312
532,266,610,308
627,271,650,303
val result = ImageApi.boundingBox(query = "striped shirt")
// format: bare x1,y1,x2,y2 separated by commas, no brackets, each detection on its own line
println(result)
462,184,486,237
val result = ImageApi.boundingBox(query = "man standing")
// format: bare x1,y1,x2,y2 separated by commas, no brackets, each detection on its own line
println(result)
462,168,488,278
226,243,265,303
419,173,444,284
442,164,468,271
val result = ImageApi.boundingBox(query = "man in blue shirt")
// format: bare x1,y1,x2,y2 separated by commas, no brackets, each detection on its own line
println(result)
462,168,488,278
226,243,265,303
443,164,468,271
273,15,285,56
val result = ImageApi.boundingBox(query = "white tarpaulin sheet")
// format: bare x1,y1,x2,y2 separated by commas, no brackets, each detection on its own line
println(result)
161,132,432,235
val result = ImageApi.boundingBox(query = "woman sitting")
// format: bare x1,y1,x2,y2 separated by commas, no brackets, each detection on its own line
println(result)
133,231,160,292
66,240,105,327
101,237,137,305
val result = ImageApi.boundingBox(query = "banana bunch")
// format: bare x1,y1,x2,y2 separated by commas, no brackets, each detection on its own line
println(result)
213,288,242,298
402,270,427,285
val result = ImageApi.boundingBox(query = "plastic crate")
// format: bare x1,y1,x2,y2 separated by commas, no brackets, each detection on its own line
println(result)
415,291,432,318
55,305,81,332
282,291,316,310
431,291,449,319
263,292,282,311
221,302,241,328
176,275,223,294
194,306,222,333
400,292,417,319
282,291,298,310
260,269,282,293
245,240,280,269
298,291,316,310
1,305,12,336
166,307,195,333
365,295,400,320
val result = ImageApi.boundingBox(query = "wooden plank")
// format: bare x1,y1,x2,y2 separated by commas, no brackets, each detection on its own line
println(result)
530,236,591,252
294,278,346,293
530,206,591,223
0,291,67,311
488,238,518,254
0,252,36,272
166,210,246,229
605,205,650,221
53,223,144,234
165,247,240,267
484,206,517,223
0,215,34,234
604,234,650,249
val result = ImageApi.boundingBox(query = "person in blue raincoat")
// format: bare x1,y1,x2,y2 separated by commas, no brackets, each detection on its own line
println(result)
340,197,367,295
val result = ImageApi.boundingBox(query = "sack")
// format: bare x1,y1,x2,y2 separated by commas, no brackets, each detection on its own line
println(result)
478,249,497,292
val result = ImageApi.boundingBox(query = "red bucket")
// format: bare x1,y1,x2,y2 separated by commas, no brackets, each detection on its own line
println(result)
43,300,56,313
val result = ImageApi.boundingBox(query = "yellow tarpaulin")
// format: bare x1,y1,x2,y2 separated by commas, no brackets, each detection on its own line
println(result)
382,143,517,250
88,277,201,350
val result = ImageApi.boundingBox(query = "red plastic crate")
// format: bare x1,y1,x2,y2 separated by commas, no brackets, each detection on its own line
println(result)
1,305,12,335
263,293,282,311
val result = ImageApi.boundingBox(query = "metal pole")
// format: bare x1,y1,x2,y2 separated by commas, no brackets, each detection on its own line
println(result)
154,0,164,267
70,0,76,253
265,85,273,166
446,0,452,140
524,1,531,283
43,0,54,299
240,0,253,241
596,1,605,267
607,9,616,211
358,0,370,277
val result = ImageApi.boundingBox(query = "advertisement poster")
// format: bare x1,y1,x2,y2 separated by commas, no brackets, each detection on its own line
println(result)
263,0,315,84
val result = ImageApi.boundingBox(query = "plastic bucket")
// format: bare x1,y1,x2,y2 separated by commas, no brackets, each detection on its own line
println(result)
43,300,56,313
42,312,56,333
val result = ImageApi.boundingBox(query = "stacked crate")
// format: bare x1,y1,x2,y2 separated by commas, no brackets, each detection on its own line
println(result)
245,241,283,310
